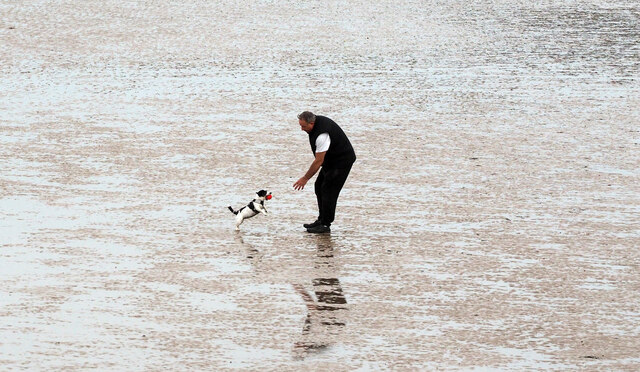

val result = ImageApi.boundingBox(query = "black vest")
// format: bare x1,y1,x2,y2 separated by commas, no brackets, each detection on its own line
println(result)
308,116,356,169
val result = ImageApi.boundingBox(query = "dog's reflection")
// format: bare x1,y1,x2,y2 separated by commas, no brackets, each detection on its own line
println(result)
292,234,347,358
233,231,263,263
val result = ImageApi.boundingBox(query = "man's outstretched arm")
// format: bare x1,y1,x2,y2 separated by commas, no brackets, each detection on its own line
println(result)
293,152,326,190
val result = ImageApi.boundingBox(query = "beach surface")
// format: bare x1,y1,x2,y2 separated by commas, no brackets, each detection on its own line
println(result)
1,0,639,370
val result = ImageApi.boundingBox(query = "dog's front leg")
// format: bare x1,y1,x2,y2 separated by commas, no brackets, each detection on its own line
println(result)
256,204,268,215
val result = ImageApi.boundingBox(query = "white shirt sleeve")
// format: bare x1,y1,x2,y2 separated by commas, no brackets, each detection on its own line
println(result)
315,133,331,152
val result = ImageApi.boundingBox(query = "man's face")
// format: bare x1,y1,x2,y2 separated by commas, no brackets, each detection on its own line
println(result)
299,119,314,133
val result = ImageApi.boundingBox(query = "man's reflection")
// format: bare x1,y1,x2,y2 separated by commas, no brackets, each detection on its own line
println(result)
292,234,347,357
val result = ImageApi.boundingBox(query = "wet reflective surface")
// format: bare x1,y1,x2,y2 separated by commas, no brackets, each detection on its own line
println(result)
1,0,640,370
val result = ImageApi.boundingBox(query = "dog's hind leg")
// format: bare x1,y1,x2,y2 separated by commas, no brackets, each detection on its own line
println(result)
235,215,244,230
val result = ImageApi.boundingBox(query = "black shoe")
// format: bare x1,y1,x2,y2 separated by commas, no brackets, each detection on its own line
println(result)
306,224,331,234
303,219,322,229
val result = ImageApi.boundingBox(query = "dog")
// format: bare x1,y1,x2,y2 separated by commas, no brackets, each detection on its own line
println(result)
228,190,273,230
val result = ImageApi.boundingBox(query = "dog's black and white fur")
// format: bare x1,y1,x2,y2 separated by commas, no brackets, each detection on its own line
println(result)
228,190,272,230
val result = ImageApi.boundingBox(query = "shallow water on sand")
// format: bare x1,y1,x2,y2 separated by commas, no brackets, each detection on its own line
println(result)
2,0,640,370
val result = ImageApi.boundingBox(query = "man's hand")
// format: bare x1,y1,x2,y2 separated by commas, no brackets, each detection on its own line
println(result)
293,177,308,190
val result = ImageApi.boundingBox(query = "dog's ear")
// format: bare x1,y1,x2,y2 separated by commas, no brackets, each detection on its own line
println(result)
257,190,267,197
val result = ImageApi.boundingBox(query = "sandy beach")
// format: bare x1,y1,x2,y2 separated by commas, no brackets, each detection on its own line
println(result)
1,0,639,370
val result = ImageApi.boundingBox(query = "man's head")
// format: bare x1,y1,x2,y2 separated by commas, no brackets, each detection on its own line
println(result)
298,111,316,133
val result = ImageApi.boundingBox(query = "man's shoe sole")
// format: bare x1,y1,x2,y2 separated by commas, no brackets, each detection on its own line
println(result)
306,226,331,234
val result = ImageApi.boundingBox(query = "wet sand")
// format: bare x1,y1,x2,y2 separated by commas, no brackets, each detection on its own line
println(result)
1,1,639,370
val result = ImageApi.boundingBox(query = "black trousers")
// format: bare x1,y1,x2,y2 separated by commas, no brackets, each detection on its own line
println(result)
314,165,353,226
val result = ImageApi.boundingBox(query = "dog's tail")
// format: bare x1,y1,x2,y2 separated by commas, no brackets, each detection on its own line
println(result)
228,206,238,215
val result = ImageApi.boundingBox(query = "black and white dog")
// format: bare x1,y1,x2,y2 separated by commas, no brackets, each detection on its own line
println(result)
228,190,273,230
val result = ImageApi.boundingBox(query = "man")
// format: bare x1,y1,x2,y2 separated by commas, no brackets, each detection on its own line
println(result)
293,111,356,233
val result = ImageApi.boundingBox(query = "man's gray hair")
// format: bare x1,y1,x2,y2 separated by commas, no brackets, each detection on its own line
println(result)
297,111,316,123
